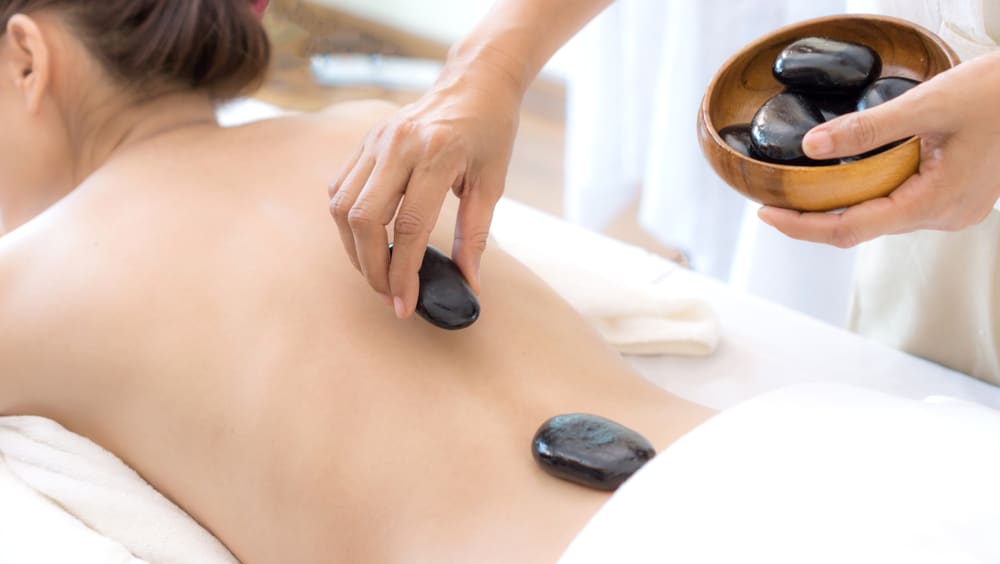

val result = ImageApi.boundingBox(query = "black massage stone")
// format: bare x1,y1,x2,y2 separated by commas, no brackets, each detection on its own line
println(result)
532,414,656,492
774,36,882,93
389,244,480,330
751,93,836,166
718,124,757,159
808,93,858,122
856,76,921,111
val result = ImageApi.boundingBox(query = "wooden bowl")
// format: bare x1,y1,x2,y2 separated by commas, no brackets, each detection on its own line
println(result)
698,15,959,212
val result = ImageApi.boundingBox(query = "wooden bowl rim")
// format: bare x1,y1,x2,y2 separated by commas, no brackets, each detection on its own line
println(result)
700,13,961,171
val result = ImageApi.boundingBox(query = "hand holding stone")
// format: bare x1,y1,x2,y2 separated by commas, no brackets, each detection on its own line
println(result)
328,65,519,319
759,50,1000,247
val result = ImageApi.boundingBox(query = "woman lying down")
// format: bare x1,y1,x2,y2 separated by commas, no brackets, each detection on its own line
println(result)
0,1,998,563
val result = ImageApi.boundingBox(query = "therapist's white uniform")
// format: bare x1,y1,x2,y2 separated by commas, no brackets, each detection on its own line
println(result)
849,0,1000,386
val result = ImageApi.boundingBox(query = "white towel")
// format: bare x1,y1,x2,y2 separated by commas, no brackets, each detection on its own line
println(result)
0,455,144,564
515,249,719,356
492,199,720,356
0,417,236,564
561,383,1000,563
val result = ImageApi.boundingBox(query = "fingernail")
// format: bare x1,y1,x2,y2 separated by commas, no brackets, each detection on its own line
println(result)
379,293,393,307
804,130,834,157
393,297,406,319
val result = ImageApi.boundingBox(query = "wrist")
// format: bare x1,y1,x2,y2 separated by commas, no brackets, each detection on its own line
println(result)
440,33,534,99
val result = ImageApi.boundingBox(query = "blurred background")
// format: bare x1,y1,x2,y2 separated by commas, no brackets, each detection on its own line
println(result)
258,0,858,327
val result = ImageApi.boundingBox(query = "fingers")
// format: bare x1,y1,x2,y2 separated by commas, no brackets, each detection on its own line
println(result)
757,176,929,248
349,157,416,299
802,84,946,160
329,148,373,272
387,162,459,319
452,178,501,295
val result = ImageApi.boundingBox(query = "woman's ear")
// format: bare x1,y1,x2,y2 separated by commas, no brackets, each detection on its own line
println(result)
2,14,51,113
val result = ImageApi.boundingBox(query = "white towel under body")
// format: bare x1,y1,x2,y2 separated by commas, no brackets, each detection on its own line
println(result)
0,417,237,564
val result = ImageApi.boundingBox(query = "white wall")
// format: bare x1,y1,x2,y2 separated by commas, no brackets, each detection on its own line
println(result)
314,0,576,79
316,0,493,44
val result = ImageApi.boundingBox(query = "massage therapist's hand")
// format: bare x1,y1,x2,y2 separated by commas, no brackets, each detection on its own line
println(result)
328,0,614,319
759,50,1000,248
328,63,520,317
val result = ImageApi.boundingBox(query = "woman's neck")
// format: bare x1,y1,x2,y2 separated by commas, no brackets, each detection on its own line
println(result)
70,90,218,186
2,90,218,232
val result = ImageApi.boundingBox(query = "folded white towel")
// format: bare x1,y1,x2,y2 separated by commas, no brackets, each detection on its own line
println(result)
492,199,720,356
0,417,236,564
517,250,719,356
0,454,144,564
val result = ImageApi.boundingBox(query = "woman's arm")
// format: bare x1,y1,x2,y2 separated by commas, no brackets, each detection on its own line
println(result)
759,50,1000,246
328,0,615,320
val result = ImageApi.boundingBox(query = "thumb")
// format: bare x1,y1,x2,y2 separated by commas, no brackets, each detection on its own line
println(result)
802,88,932,160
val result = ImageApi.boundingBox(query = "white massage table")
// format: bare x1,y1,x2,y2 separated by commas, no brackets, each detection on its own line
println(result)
3,99,999,563
492,199,1000,412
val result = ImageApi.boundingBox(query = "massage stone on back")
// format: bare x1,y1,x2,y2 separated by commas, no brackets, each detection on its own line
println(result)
389,244,480,330
532,414,656,491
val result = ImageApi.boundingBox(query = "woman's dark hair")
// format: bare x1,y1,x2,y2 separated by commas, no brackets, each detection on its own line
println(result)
0,0,271,100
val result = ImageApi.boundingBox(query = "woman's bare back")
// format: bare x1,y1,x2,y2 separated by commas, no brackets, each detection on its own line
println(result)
0,101,711,563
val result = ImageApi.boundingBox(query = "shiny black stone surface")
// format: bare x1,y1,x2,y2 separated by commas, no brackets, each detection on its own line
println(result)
718,124,757,159
774,37,881,93
389,244,480,330
532,414,656,492
808,94,858,122
856,77,920,111
751,93,836,166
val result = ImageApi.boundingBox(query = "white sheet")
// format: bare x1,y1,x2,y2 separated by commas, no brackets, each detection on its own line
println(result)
559,383,1000,563
491,199,1000,411
0,417,237,564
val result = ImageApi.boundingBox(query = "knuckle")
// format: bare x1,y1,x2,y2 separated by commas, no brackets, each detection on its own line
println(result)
423,125,456,156
457,230,490,253
329,193,353,222
846,114,879,149
386,120,416,149
393,208,428,239
366,123,389,148
347,205,377,230
829,223,861,249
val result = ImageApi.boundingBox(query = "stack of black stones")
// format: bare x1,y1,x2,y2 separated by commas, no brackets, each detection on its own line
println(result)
720,37,921,166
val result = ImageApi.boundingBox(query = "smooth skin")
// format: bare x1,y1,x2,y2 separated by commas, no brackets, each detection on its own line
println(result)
0,11,712,563
328,0,614,319
759,49,1000,247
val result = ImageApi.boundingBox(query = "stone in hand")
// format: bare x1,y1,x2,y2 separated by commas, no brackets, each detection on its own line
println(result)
774,37,881,93
751,93,836,166
389,244,480,330
532,413,656,492
856,76,920,111
718,124,757,159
